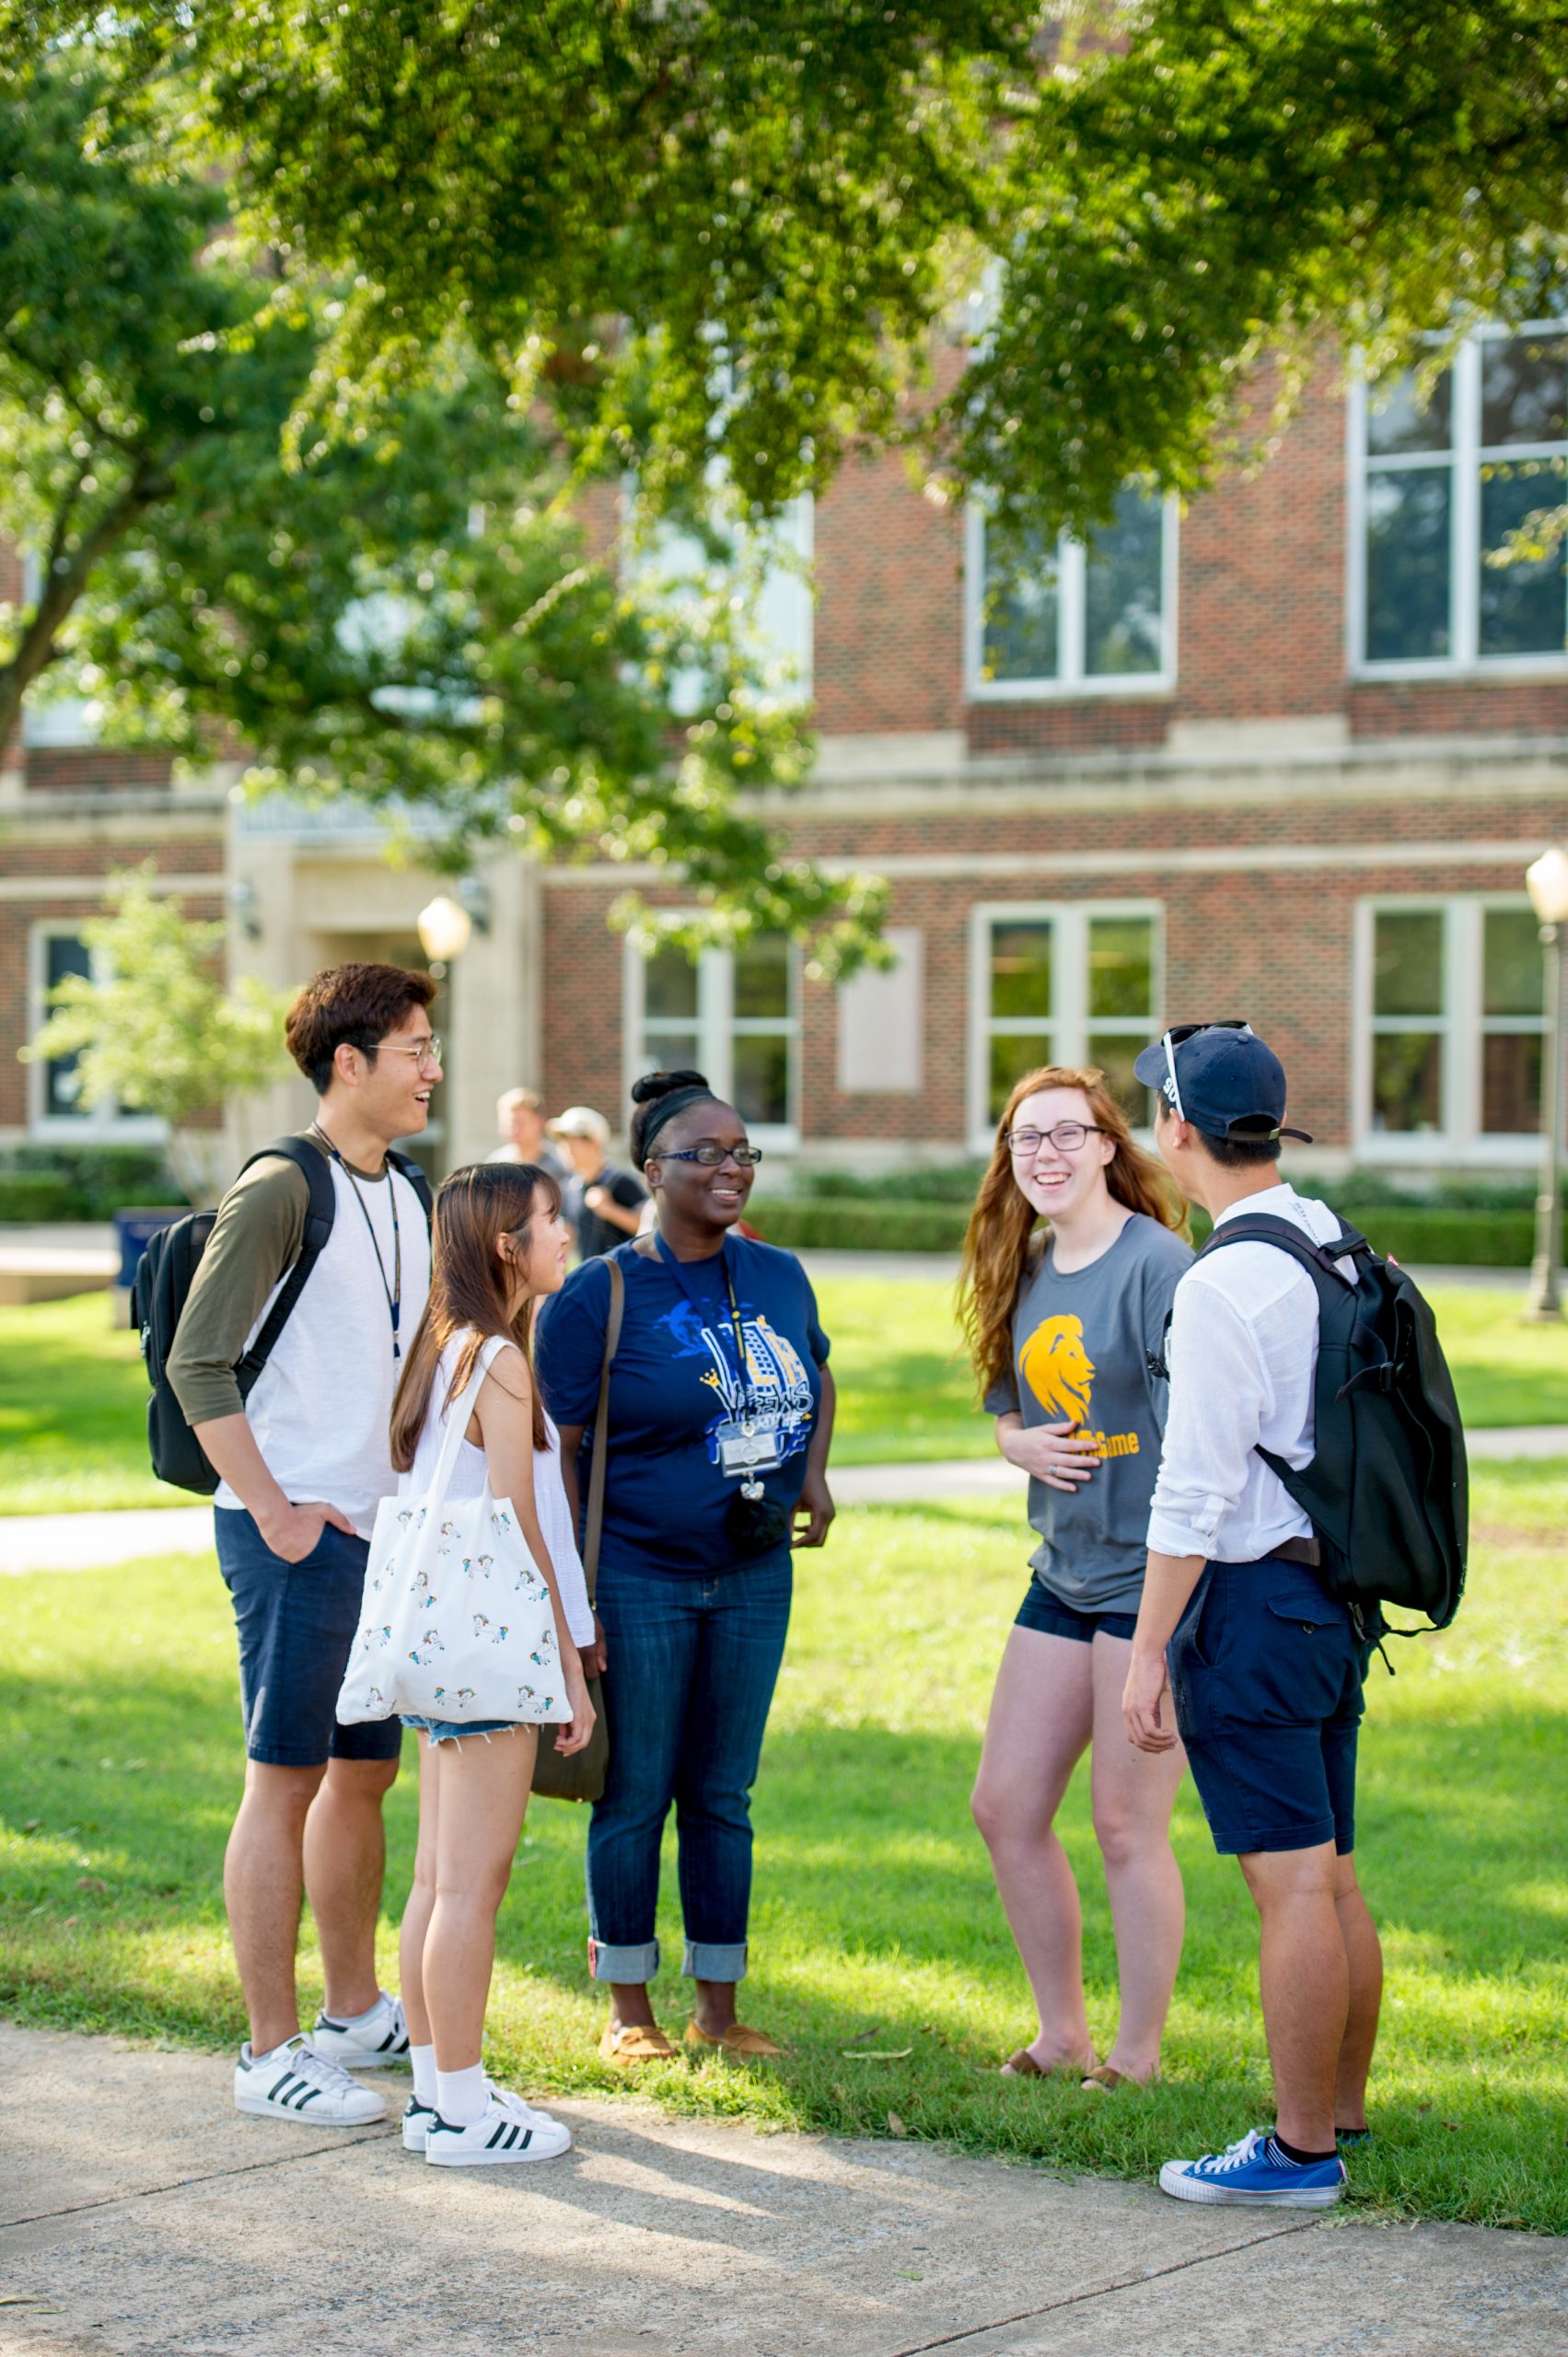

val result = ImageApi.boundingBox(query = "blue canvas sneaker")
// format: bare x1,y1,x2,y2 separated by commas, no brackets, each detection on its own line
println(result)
1159,2128,1346,2207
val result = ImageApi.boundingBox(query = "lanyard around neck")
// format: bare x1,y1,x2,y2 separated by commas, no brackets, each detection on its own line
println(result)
653,1233,755,1411
312,1125,403,1360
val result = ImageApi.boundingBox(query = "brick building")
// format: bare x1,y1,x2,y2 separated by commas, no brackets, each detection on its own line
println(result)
6,319,1568,1185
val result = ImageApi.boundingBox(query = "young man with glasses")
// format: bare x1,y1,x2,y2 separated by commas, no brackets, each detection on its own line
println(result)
168,964,440,2125
1121,1022,1381,2209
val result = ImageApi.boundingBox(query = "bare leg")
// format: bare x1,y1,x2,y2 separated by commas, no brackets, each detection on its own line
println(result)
691,1979,737,2038
971,1626,1096,2071
1239,1841,1348,2152
609,1981,658,2030
1088,1633,1186,2080
423,1728,539,2072
303,1753,400,2021
1331,1851,1383,2131
224,1759,325,2054
399,1734,438,2048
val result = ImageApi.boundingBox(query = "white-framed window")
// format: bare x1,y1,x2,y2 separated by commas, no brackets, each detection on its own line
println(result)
965,490,1178,698
1354,897,1550,1159
27,924,164,1140
625,931,801,1146
1350,322,1568,675
968,902,1163,1146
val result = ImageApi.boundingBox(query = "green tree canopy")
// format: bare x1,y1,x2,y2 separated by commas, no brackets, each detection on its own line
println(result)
20,0,1568,543
0,61,883,971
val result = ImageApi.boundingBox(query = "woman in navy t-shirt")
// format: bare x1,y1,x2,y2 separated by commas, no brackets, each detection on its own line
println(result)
535,1069,835,2065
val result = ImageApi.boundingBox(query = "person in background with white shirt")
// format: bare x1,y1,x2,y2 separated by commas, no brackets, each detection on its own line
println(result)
1122,1022,1381,2213
489,1087,567,1181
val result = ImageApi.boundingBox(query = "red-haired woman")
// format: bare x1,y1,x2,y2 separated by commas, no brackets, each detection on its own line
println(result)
386,1163,596,2166
958,1066,1192,2091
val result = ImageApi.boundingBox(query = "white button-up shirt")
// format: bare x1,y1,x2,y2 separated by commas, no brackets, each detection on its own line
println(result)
1146,1182,1353,1565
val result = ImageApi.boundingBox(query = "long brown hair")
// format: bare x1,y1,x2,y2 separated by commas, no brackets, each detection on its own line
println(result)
389,1162,561,1469
957,1065,1188,1401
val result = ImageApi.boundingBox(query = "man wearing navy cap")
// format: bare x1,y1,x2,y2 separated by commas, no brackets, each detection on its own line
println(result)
1121,1023,1381,2211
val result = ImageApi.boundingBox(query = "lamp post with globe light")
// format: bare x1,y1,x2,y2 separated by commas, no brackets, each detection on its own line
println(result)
1523,847,1568,1322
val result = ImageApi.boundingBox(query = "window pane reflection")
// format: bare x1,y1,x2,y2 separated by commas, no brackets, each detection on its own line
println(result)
1366,368,1453,456
644,948,699,1020
1479,463,1568,656
981,530,1060,682
990,922,1053,1019
1373,910,1445,1017
1481,334,1568,447
989,1032,1055,1123
1365,469,1452,660
1482,1034,1543,1134
1087,915,1155,1018
1086,1033,1145,1123
1483,909,1543,1016
1371,1034,1444,1132
734,935,790,1019
732,1034,790,1128
1084,490,1163,676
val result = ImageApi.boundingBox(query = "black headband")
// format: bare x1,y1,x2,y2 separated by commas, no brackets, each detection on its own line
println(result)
636,1086,718,1167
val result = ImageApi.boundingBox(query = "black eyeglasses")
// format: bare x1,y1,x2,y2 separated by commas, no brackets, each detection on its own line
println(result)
1005,1122,1105,1156
658,1144,765,1168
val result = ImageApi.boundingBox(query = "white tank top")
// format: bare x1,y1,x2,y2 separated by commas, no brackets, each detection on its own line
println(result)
400,1332,594,1645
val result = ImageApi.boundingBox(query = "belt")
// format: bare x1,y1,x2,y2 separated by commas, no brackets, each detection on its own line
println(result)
1272,1536,1322,1567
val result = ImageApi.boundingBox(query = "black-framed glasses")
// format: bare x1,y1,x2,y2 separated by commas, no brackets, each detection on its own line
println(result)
1159,1020,1251,1120
1005,1121,1104,1156
659,1144,765,1168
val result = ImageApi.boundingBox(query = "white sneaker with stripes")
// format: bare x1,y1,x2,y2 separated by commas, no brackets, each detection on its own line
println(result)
310,1992,411,2070
425,2085,572,2167
234,2035,388,2126
403,2082,563,2154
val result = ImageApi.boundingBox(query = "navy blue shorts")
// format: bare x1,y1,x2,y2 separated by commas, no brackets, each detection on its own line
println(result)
215,1508,403,1770
1167,1555,1371,1857
1016,1582,1140,1644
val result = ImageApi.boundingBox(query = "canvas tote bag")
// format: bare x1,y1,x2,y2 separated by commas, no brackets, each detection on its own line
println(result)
337,1334,567,1728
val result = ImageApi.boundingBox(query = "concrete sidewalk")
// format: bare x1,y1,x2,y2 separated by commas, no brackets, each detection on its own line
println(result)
1,2022,1562,2357
5,1416,1567,1575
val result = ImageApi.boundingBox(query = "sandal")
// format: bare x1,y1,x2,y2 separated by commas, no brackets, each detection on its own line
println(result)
1081,2063,1161,2093
683,2020,784,2059
1001,2046,1097,2079
598,2020,678,2068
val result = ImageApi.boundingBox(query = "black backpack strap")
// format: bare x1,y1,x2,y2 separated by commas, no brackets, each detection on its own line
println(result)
1197,1213,1369,1290
386,1146,435,1224
232,1135,338,1399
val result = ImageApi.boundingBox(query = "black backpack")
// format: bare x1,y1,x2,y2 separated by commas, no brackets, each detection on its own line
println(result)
1195,1216,1468,1637
131,1133,435,1495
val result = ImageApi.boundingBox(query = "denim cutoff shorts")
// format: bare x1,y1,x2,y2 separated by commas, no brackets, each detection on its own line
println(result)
1167,1553,1374,1857
402,1715,534,1747
1016,1578,1140,1644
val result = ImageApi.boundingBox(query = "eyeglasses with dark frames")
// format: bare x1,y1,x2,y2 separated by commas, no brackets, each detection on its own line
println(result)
657,1144,765,1167
1004,1121,1105,1156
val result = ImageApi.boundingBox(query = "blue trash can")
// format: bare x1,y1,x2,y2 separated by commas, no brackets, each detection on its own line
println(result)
114,1207,186,1294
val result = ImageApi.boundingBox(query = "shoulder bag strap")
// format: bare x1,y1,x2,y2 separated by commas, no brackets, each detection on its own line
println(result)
425,1333,509,1513
581,1257,625,1606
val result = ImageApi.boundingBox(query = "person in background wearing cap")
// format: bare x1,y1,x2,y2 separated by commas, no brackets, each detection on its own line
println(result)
489,1086,567,1181
550,1106,648,1260
1122,1022,1381,2212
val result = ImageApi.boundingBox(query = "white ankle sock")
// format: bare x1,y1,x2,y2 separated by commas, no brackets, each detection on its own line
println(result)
436,2062,487,2127
331,1992,387,2030
410,2043,436,2107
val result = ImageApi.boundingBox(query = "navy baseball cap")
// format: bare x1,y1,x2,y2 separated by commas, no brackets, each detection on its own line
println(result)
1132,1021,1313,1144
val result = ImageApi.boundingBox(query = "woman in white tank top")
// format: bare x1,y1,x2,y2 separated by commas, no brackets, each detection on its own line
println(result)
385,1163,596,2168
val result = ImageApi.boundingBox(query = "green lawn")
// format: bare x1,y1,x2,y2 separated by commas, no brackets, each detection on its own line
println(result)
2,1275,1567,1512
2,1462,1564,2231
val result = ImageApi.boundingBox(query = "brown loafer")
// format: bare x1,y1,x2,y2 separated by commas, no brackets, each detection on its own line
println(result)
1081,2063,1161,2093
598,2020,678,2067
683,2020,784,2060
1001,2047,1097,2079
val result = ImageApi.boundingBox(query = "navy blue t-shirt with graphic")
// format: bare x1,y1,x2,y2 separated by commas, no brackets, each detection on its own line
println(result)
535,1234,830,1577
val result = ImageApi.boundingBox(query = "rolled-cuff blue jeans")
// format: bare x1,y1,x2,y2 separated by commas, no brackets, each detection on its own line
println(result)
586,1547,792,1985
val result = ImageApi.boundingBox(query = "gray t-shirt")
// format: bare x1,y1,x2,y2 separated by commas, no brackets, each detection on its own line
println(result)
984,1212,1193,1613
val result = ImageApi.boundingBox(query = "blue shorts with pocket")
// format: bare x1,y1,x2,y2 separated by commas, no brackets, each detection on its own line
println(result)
1016,1581,1140,1644
215,1507,402,1770
1167,1554,1372,1856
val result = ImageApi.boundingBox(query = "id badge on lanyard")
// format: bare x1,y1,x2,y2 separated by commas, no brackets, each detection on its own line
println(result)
656,1235,778,1498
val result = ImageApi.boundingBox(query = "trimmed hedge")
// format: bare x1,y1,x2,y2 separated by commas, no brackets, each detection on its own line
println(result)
0,1173,80,1223
0,1144,184,1224
750,1194,1556,1266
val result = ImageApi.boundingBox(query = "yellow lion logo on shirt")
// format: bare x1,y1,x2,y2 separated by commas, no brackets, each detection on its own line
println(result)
1020,1314,1097,1427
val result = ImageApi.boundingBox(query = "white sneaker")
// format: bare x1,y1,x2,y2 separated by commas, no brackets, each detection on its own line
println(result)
402,2095,437,2152
234,2036,388,2126
403,2082,560,2154
311,1992,410,2070
425,2086,573,2167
